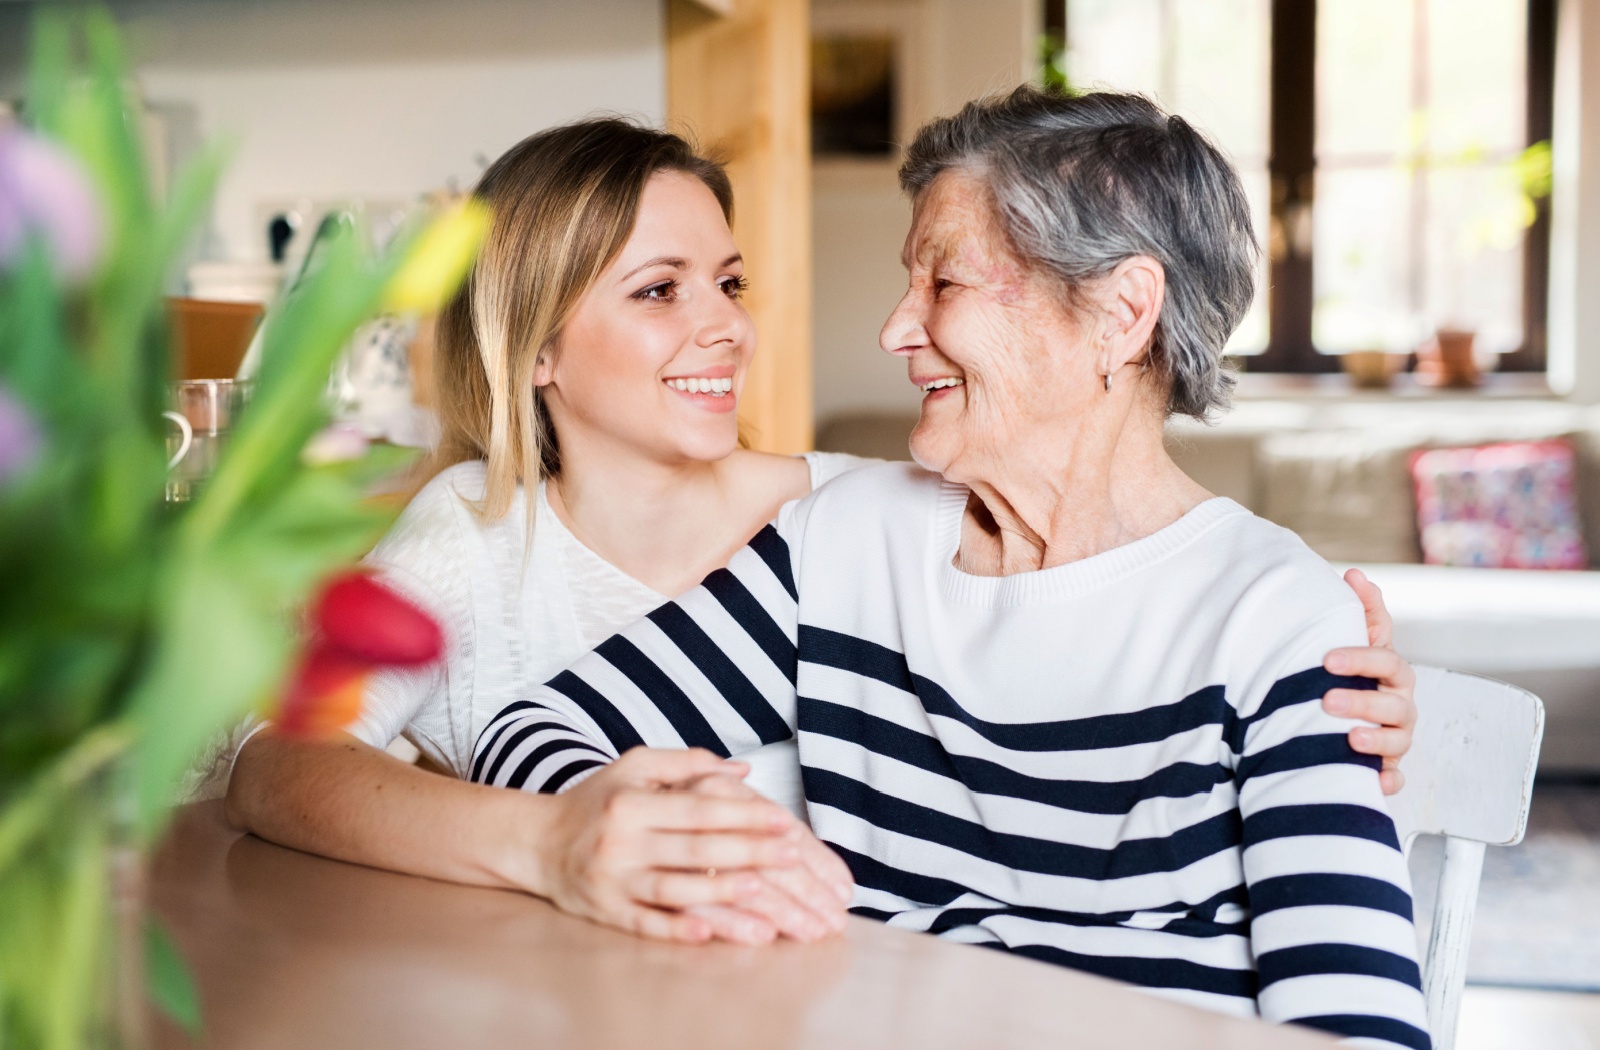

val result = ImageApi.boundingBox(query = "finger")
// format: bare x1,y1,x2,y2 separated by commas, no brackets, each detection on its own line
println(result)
753,858,848,939
1324,646,1414,690
642,829,801,871
686,904,779,946
734,872,839,942
1343,568,1393,649
1348,725,1411,759
614,747,750,789
635,791,796,835
1323,687,1416,731
680,772,763,800
620,902,715,944
1379,767,1406,795
625,868,764,910
794,831,855,905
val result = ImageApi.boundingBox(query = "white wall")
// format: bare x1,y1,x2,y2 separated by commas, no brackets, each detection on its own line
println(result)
811,0,1039,425
3,0,665,265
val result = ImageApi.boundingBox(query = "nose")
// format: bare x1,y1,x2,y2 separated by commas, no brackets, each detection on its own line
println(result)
694,280,752,352
879,285,927,358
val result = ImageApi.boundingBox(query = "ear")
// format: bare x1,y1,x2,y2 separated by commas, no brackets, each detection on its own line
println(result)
532,344,557,388
1099,255,1165,374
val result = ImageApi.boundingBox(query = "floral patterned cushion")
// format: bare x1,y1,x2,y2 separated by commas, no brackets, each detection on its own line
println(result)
1411,440,1588,569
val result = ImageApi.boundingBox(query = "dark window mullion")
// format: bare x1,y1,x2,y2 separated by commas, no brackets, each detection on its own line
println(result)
1252,0,1334,373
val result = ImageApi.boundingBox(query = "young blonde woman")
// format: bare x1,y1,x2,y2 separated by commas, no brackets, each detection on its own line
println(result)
224,118,1418,947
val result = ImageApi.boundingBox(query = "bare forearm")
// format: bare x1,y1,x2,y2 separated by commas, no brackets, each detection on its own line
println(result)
225,731,551,894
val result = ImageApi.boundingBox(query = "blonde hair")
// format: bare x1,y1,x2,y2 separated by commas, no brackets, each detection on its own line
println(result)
419,118,733,522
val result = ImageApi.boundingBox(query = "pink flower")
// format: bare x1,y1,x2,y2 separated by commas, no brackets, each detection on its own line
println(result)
0,385,40,484
0,127,103,280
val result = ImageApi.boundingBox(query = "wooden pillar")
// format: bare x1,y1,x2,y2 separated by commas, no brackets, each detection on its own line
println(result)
667,0,814,453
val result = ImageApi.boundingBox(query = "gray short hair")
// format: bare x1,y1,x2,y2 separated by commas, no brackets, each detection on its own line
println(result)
899,87,1257,420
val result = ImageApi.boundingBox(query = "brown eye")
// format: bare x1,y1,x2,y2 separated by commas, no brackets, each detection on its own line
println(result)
633,281,677,302
719,275,749,300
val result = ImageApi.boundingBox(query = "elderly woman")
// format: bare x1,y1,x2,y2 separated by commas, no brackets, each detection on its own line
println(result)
471,89,1428,1049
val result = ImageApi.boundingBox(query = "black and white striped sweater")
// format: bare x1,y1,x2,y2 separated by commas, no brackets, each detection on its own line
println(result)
472,462,1428,1050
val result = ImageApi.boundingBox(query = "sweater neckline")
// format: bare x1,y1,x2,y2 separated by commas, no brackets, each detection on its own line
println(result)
933,480,1247,607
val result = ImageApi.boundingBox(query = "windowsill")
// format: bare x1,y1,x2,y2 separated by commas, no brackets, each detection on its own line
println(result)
1234,371,1557,400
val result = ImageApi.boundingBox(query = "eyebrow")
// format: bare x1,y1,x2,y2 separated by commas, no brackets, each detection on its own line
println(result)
620,256,687,282
619,253,744,283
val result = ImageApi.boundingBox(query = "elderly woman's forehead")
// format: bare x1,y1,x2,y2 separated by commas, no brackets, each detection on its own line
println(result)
904,172,1014,268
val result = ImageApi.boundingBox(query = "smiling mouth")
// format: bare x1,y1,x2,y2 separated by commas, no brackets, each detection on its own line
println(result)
664,377,734,396
918,378,965,394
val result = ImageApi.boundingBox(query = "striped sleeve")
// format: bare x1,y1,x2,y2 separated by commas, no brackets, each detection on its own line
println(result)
469,519,803,793
1232,610,1430,1050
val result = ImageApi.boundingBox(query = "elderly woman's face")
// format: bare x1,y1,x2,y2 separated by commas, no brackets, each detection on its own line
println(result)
880,171,1100,482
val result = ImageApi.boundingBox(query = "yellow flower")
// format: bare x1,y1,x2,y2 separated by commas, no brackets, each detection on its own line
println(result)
381,198,491,314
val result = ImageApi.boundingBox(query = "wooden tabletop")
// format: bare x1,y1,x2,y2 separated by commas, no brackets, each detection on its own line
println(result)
150,802,1335,1050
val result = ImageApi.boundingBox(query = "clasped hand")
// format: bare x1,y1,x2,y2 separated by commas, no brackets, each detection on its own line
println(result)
532,747,853,945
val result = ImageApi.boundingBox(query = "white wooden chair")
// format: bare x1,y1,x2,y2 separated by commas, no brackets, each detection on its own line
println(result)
1388,666,1545,1050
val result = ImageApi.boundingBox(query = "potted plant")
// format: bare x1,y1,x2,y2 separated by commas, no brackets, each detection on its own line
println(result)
0,11,482,1045
1415,139,1552,387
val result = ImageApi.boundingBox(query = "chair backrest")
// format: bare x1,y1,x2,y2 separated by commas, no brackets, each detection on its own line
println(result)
1390,666,1544,849
1388,665,1545,1050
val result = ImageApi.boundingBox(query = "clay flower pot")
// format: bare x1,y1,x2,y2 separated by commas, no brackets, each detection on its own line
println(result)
1416,328,1482,388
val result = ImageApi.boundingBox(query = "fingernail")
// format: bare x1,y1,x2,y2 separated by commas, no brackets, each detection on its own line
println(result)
834,882,854,904
777,845,799,864
1352,729,1371,747
736,875,762,898
1325,694,1347,714
1327,654,1348,673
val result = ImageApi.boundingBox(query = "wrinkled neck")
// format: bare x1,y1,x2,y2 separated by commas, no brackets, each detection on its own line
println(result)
955,397,1210,576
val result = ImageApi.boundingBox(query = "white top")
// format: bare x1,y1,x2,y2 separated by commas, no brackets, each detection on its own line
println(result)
473,462,1428,1048
353,452,867,797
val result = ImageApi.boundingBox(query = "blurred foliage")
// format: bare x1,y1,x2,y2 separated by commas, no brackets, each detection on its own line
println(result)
0,10,481,1047
1039,32,1073,96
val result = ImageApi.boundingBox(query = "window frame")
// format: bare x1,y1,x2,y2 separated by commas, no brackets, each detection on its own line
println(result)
1245,0,1556,374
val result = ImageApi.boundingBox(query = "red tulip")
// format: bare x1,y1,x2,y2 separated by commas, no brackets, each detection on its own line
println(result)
274,570,443,738
277,644,370,737
312,572,442,665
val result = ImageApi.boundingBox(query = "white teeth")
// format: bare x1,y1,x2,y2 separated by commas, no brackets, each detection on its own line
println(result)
920,377,965,393
665,377,733,396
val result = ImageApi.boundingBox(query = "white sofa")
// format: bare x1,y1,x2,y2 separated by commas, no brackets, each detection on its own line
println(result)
817,400,1600,773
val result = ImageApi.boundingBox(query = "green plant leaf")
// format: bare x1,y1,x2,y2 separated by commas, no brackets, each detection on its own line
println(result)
127,552,289,838
145,917,201,1037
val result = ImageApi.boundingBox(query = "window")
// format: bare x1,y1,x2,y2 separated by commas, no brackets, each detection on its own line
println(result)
1059,0,1554,373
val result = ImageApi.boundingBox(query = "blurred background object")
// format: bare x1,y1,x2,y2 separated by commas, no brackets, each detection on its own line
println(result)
0,12,472,1045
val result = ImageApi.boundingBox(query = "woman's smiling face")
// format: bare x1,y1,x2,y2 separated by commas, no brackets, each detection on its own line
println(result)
879,170,1098,486
540,170,754,467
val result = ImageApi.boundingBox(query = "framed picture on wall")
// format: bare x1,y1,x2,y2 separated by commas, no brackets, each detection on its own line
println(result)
811,35,897,157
